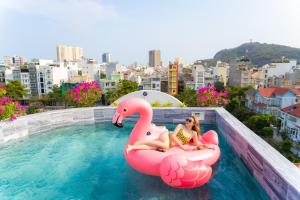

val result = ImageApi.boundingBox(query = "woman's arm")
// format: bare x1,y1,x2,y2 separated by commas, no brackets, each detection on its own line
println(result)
192,131,203,146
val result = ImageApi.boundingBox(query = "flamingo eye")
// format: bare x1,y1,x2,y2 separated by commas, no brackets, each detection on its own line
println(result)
123,108,127,112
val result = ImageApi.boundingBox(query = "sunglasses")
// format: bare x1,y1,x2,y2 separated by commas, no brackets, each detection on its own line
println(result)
186,118,193,123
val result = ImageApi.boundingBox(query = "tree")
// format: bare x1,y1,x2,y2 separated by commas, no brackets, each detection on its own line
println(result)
100,72,106,79
175,88,199,107
6,80,28,99
48,85,65,101
226,86,253,106
231,106,255,122
103,80,139,105
67,81,102,107
105,90,118,105
245,114,273,136
214,81,225,92
115,80,139,98
261,127,273,137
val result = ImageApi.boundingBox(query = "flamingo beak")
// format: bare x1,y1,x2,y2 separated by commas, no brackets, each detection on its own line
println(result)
112,112,124,128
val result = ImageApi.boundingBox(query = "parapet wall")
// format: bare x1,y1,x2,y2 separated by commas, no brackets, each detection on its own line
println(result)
0,106,300,199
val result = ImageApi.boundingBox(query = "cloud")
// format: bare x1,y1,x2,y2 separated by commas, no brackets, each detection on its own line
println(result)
0,0,118,26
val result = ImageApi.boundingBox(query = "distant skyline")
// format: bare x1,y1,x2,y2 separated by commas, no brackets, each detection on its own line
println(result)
1,0,300,64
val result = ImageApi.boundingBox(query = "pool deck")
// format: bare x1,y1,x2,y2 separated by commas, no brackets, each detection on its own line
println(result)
1,106,300,199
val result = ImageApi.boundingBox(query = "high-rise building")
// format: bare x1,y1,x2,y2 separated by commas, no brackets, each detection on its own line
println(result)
168,62,179,95
102,53,111,63
56,45,83,62
3,56,26,66
149,50,161,67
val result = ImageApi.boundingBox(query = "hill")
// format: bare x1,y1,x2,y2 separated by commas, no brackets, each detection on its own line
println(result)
213,42,300,66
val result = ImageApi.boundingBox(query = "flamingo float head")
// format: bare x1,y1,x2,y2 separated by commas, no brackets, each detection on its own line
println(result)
112,97,152,128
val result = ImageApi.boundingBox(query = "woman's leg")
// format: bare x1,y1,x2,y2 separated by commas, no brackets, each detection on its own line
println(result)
126,144,157,154
133,131,170,149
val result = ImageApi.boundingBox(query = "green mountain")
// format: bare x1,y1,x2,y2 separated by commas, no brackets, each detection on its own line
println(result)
214,42,300,66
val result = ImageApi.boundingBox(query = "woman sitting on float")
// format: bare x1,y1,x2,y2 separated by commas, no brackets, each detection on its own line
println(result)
127,115,208,154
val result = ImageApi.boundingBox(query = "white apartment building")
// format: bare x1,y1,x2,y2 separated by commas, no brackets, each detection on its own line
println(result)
106,63,122,79
192,63,205,90
57,45,83,62
267,59,297,77
82,62,101,81
36,65,53,95
12,68,31,97
53,65,68,85
28,59,68,96
280,104,300,142
141,77,161,91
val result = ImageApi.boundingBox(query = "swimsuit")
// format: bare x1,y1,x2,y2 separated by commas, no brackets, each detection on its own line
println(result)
175,128,193,145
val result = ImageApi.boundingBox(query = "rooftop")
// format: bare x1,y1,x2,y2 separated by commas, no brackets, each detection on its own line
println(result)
258,87,300,97
282,103,300,118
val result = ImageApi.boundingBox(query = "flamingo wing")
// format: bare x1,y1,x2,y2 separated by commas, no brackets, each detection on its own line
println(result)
159,154,212,188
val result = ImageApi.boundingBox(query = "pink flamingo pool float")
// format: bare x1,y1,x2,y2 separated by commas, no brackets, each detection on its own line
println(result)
112,98,220,188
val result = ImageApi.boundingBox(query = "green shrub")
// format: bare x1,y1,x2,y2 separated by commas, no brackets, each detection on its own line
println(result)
261,127,273,137
27,106,38,114
178,103,186,108
161,102,173,107
151,101,161,107
111,102,118,107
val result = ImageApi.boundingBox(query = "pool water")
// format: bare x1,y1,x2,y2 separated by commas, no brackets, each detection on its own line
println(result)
0,122,269,200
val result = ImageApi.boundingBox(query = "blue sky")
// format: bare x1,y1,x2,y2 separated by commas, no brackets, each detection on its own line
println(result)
1,0,300,64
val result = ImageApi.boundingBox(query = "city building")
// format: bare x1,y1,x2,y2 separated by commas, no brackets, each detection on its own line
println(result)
284,68,300,88
102,53,111,63
141,77,161,91
280,103,300,142
245,89,257,109
214,61,229,86
3,56,27,67
168,63,179,95
106,62,122,79
29,59,54,96
251,88,300,116
82,61,101,82
250,67,268,89
57,45,83,62
12,68,31,97
149,50,161,67
182,67,194,89
160,77,168,93
267,59,297,77
0,65,5,83
228,58,252,87
192,61,205,90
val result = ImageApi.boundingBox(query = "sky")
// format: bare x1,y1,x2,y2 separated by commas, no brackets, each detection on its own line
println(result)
1,0,300,64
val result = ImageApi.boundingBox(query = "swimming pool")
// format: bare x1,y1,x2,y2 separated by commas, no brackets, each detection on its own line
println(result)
0,122,269,200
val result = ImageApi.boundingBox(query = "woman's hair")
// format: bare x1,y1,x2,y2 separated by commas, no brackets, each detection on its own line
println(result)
191,115,201,134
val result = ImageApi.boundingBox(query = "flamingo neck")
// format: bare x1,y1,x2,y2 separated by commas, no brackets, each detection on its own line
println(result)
128,107,152,145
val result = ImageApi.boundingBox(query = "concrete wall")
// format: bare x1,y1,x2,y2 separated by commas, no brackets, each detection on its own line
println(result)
113,90,183,105
1,107,300,199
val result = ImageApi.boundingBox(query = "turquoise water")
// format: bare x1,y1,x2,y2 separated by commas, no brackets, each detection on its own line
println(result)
0,122,269,200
